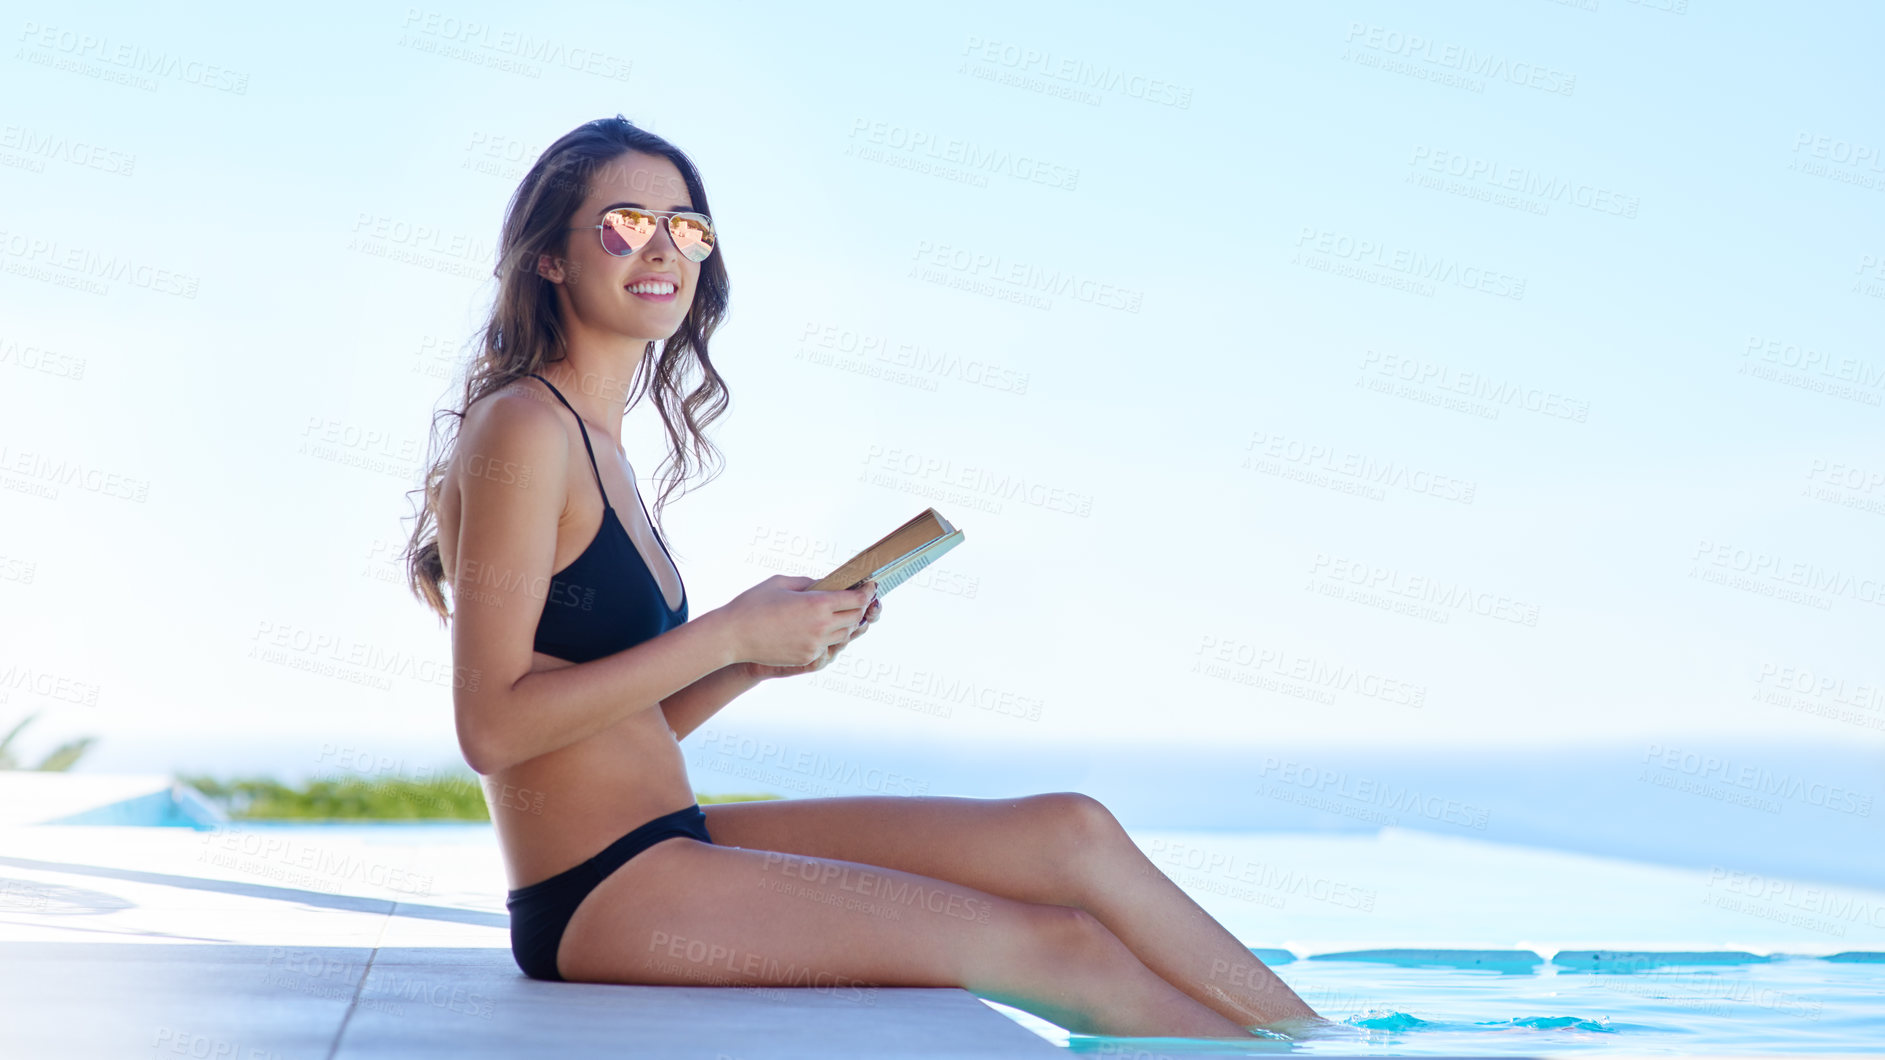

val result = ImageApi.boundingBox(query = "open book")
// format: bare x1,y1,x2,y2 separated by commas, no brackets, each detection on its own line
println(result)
809,507,965,594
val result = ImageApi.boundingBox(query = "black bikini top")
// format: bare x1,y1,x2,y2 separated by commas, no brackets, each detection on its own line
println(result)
527,372,687,663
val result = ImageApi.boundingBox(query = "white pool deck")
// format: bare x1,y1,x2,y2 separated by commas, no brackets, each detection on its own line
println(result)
1,820,1071,1059
0,774,1878,1058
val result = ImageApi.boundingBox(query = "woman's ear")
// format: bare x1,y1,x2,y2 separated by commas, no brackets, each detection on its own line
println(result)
536,252,565,283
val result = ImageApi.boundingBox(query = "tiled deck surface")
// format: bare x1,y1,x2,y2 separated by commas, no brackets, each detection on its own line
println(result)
0,822,1064,1058
0,942,1061,1059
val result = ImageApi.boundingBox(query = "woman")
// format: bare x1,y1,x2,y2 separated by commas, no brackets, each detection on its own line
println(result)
402,115,1324,1040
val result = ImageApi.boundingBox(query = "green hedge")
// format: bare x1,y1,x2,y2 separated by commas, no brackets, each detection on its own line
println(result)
176,772,780,820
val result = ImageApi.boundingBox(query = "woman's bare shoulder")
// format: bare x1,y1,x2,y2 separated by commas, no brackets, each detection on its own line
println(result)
451,380,574,517
459,380,570,458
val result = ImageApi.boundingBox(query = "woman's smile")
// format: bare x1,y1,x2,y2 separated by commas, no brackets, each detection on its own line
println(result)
625,278,678,303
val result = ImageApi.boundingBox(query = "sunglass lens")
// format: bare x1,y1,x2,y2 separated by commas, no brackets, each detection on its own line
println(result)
600,209,653,256
671,214,714,263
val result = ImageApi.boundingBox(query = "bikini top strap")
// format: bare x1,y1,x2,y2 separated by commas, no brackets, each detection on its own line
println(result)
527,372,613,510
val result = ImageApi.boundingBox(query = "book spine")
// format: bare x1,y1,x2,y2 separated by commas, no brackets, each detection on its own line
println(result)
872,552,935,594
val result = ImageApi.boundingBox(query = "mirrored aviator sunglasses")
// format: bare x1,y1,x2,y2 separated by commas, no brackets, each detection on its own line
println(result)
583,207,716,263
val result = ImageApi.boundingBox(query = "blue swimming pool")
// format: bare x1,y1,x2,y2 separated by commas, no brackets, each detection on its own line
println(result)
988,950,1884,1055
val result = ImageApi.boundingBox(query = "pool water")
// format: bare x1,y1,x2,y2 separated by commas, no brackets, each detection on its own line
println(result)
988,951,1882,1056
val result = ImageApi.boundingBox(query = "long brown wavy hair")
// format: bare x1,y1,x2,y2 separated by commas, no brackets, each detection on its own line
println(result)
401,115,731,623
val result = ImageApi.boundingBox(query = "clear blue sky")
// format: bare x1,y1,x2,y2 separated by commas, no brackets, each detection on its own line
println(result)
2,0,1881,780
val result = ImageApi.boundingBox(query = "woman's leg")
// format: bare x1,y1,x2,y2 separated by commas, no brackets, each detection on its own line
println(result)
556,835,1259,1040
700,792,1324,1031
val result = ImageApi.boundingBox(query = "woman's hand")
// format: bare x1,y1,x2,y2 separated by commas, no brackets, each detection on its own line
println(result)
719,574,878,677
747,586,882,681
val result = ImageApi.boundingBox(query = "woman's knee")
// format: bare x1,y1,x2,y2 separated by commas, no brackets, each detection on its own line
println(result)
1032,791,1124,840
1025,792,1127,898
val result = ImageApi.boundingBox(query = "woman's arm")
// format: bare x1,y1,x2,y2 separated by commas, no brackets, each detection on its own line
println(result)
660,586,883,741
450,394,750,775
660,662,766,741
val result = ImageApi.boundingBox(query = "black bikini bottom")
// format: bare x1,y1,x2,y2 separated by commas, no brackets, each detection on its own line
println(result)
505,802,713,981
